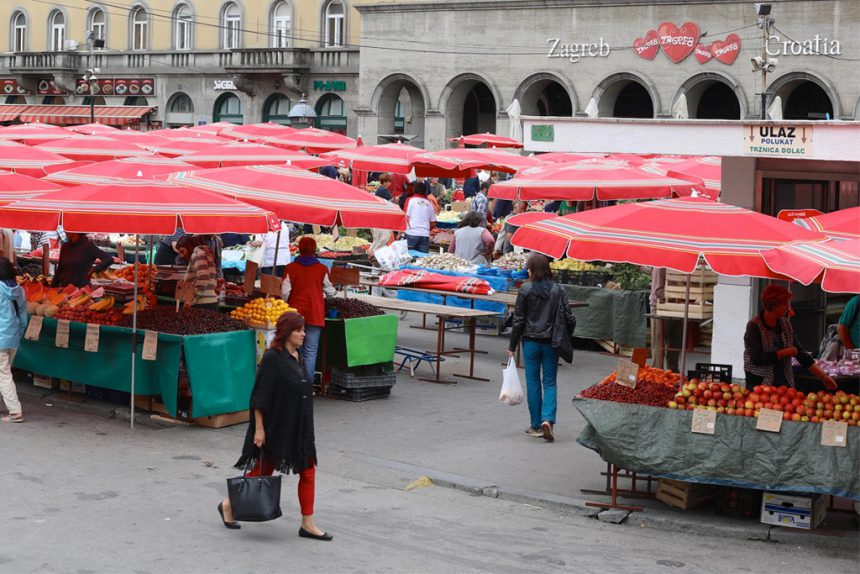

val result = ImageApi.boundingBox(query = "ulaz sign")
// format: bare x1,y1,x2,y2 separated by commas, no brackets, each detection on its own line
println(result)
743,125,813,158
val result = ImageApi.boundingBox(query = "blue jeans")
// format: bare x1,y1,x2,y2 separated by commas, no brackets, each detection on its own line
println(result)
522,339,558,430
405,234,429,253
301,325,323,383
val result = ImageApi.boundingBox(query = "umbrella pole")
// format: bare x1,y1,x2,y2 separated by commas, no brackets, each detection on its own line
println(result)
271,230,281,276
130,235,140,430
679,273,691,381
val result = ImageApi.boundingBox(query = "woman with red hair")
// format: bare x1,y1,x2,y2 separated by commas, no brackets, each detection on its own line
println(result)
282,237,336,383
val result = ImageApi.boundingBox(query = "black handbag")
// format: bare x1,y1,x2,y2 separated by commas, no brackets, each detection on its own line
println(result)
227,453,283,522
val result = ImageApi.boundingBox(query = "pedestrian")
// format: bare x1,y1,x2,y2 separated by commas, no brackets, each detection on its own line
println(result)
176,235,218,310
404,181,436,253
0,256,27,423
471,181,490,220
370,175,395,256
494,200,526,257
837,295,859,351
282,237,337,384
508,253,577,442
449,211,494,265
218,312,332,540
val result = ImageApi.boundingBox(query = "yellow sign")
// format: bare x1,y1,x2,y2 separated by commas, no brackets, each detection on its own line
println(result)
743,125,813,158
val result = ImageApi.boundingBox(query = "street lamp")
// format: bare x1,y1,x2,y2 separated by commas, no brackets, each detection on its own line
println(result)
752,4,776,119
287,93,317,128
82,68,100,124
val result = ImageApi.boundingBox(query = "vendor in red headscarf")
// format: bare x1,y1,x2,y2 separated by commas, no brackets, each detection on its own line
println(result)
282,236,337,384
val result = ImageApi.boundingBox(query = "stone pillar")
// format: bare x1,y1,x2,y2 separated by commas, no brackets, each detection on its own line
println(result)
354,108,378,145
423,111,446,150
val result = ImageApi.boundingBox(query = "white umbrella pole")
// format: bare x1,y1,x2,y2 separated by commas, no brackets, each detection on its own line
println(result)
270,230,281,275
679,274,692,381
130,235,140,429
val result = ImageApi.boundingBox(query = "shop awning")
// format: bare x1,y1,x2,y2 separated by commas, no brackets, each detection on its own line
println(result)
0,104,30,122
7,105,154,127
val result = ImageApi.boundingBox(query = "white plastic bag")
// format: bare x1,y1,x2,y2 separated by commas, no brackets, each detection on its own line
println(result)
499,357,523,406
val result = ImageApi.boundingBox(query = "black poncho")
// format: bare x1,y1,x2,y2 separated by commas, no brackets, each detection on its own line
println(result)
234,348,316,474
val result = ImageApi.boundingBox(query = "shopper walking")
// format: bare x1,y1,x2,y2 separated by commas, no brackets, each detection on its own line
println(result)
0,256,27,423
218,312,331,540
508,253,577,442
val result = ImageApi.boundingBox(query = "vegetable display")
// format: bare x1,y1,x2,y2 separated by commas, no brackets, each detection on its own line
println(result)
417,253,472,271
118,306,247,335
325,297,384,319
493,252,528,270
581,366,681,407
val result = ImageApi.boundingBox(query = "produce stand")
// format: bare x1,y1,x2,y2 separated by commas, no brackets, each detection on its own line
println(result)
563,285,649,348
574,397,860,500
324,314,398,369
14,317,255,419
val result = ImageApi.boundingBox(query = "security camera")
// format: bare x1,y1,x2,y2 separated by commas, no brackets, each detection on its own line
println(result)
754,3,772,17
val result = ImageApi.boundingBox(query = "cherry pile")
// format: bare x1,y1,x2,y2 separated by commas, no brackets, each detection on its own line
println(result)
580,379,678,408
118,306,248,335
325,297,384,319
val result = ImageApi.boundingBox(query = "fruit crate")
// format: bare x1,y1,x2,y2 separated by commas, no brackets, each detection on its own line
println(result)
330,366,396,389
655,479,717,510
657,264,717,319
328,383,392,402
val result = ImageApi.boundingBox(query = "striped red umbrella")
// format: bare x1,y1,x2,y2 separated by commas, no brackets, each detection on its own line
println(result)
220,122,297,142
488,159,697,201
0,140,75,177
0,170,63,204
67,123,120,136
411,148,544,178
638,156,722,199
35,135,152,161
185,122,240,135
0,181,280,234
166,165,406,230
0,122,72,146
44,156,195,186
179,142,331,169
763,238,860,293
793,207,860,241
138,136,230,158
534,152,609,163
448,133,523,148
320,143,424,174
510,197,827,277
261,127,357,154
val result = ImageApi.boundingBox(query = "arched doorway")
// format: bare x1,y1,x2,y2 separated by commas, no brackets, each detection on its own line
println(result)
42,96,65,104
82,96,106,106
166,92,194,127
374,74,426,145
213,93,242,124
4,95,26,105
679,77,742,120
443,76,497,139
123,96,148,106
596,76,655,118
262,93,291,125
314,94,346,134
783,82,834,120
517,75,574,117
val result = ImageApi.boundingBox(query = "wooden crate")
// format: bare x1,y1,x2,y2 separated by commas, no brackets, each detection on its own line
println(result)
656,479,717,510
193,410,249,429
655,300,713,319
657,265,717,319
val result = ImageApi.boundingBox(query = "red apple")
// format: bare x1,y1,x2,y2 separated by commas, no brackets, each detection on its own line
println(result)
704,390,713,399
783,412,792,420
744,409,754,417
791,413,802,422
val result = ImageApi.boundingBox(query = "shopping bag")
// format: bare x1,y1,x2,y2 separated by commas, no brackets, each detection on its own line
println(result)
226,455,283,522
499,357,523,406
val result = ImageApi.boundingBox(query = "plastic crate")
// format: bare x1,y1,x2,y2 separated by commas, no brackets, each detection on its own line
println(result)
329,384,392,402
330,367,396,389
568,270,612,286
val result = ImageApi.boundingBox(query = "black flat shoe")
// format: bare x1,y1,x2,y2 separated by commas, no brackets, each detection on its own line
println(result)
218,502,241,529
299,527,333,541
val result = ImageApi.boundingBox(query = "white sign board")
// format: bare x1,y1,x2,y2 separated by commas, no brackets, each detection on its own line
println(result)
743,125,813,158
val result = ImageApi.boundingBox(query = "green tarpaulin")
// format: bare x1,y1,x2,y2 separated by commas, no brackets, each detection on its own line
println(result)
563,286,649,347
574,397,860,500
325,314,398,368
183,331,256,418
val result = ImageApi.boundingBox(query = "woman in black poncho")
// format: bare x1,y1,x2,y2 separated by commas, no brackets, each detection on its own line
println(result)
217,312,332,541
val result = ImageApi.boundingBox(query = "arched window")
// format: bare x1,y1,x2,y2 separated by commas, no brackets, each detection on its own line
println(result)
49,10,65,52
315,94,346,133
222,3,241,49
124,96,148,106
272,1,291,48
131,7,148,51
323,1,344,47
214,93,243,124
82,96,106,106
167,92,194,127
88,8,106,44
174,4,192,50
262,93,291,124
43,96,65,104
11,11,27,52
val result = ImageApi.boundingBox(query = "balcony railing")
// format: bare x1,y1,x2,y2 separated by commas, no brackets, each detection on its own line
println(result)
8,51,81,72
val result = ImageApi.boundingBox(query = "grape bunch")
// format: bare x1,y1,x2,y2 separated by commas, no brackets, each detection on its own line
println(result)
325,297,384,319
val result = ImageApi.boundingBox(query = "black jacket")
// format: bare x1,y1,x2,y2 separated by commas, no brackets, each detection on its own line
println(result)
509,280,577,353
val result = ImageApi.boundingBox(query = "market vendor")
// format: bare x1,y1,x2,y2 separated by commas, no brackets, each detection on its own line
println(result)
449,211,494,265
176,235,218,310
52,233,114,288
251,225,291,277
154,227,185,266
743,285,837,390
282,237,337,384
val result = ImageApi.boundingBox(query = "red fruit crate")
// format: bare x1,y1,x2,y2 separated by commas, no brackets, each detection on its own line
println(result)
656,479,717,510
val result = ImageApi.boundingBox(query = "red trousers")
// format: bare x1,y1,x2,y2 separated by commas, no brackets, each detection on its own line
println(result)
246,458,316,516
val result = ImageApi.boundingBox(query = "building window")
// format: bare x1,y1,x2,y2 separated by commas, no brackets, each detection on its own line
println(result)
222,3,241,49
11,11,27,52
272,1,291,48
315,94,347,133
263,93,291,124
174,5,192,50
124,96,148,106
131,7,148,51
49,10,65,52
82,96,106,106
167,93,194,127
213,93,243,124
89,8,106,45
323,1,344,47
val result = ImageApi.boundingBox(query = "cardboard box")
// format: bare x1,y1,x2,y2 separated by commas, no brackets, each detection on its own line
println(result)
760,491,826,530
192,410,249,429
134,395,169,415
33,375,58,390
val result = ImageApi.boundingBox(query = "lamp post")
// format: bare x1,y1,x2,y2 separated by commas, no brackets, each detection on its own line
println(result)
751,4,777,119
82,68,99,124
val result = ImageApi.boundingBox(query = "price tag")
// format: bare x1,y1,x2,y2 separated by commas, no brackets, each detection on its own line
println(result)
142,330,158,361
821,420,847,448
84,323,100,352
260,274,283,297
755,408,783,433
24,315,44,341
615,359,639,389
244,261,259,296
175,280,195,305
691,409,717,435
55,319,70,349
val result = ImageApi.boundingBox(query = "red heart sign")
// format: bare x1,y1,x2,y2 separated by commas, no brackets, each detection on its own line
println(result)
657,21,700,63
633,30,660,60
710,33,742,65
694,43,713,64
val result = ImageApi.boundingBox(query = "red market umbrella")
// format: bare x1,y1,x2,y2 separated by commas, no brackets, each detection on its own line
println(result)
261,127,357,154
0,140,75,177
0,122,72,146
638,156,722,200
488,159,698,201
448,133,523,148
185,122,239,135
220,122,297,142
35,135,153,161
44,156,195,186
180,142,331,169
0,170,63,204
534,152,609,163
793,207,860,241
67,123,120,136
139,136,230,158
411,148,545,178
166,164,406,230
763,238,860,293
320,143,424,174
